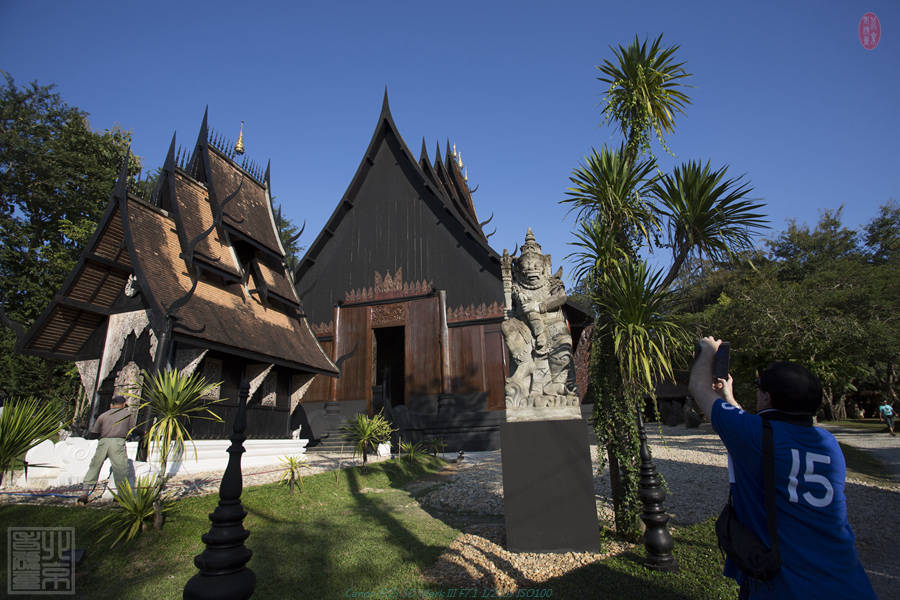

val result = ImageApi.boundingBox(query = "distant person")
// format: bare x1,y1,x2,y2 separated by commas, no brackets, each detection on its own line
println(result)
689,337,876,599
77,395,132,504
879,399,895,436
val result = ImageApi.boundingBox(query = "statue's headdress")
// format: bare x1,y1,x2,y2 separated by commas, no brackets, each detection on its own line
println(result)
520,228,543,259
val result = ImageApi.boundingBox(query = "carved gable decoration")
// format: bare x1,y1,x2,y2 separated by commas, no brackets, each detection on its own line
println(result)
447,301,504,323
310,321,334,337
371,302,407,328
344,268,433,304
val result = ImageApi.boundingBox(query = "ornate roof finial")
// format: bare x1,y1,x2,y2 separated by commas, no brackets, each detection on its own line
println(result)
234,120,245,155
457,151,463,169
464,166,468,181
452,143,457,157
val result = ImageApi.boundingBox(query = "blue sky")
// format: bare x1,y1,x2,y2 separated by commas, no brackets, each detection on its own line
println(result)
2,1,897,286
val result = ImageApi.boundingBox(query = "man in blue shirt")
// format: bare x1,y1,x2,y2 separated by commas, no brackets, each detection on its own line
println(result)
878,400,895,436
689,337,876,599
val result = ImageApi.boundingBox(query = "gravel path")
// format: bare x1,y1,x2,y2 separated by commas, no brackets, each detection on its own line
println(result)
417,424,900,599
3,425,897,598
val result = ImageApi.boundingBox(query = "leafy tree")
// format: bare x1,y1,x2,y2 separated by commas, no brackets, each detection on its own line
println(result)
273,201,305,273
565,36,767,538
0,73,139,401
676,206,900,420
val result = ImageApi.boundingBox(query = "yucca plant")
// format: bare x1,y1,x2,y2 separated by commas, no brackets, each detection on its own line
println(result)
340,410,394,471
96,474,175,547
596,34,693,164
590,257,688,396
653,160,767,289
0,396,63,487
424,438,446,457
129,368,224,528
399,440,425,464
279,455,308,493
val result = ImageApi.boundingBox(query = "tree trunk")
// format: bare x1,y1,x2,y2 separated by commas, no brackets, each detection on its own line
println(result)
821,388,835,421
834,391,848,421
607,447,623,524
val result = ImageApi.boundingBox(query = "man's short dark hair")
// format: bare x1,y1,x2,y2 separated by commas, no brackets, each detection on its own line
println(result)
759,362,822,415
111,395,127,405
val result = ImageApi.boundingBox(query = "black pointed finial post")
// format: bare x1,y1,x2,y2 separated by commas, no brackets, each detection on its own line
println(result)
636,403,679,571
184,381,255,599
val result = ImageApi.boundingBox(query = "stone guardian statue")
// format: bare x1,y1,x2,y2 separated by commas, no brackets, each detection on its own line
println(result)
501,229,579,421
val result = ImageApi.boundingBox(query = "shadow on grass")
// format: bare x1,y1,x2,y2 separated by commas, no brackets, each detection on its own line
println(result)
241,457,459,598
0,501,218,599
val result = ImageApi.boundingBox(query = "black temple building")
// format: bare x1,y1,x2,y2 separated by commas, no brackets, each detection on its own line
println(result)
294,93,590,450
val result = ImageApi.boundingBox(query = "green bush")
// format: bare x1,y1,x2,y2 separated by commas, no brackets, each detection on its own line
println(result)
96,474,175,547
340,410,395,469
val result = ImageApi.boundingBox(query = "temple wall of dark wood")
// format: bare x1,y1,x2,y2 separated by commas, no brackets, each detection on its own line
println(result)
335,305,371,406
304,340,333,402
405,297,442,404
295,133,502,324
448,322,507,411
483,323,508,410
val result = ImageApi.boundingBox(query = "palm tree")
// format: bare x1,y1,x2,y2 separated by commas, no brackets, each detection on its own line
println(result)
654,160,768,288
596,34,693,164
129,368,223,528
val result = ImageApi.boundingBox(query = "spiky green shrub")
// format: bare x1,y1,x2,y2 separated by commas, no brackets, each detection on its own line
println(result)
0,397,62,486
424,438,446,457
97,474,175,547
400,440,425,464
279,455,308,493
129,368,224,528
340,410,394,470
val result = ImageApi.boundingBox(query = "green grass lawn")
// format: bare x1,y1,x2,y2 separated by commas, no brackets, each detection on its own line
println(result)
1,456,738,599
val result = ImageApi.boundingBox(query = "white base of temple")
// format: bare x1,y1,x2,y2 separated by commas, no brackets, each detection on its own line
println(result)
16,437,309,497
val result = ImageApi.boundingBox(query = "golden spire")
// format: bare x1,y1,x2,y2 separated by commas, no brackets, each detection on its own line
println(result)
234,120,245,155
457,151,463,169
464,166,468,181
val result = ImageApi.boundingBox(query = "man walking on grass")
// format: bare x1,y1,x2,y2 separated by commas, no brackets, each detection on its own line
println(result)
879,399,895,436
77,395,132,504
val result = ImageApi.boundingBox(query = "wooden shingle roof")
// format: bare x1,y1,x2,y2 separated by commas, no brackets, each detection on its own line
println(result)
20,116,338,376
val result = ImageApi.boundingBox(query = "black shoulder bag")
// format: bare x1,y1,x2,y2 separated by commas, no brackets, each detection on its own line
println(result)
715,420,781,581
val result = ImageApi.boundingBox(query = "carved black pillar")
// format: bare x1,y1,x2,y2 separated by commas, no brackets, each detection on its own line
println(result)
184,381,255,599
636,403,679,571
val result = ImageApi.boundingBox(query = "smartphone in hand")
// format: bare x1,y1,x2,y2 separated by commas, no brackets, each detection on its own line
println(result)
693,340,731,381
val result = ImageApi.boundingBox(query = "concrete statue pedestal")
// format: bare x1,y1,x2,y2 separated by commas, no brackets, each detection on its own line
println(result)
501,419,600,552
498,229,600,553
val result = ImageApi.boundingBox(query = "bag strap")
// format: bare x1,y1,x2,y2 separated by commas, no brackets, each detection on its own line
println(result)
762,420,778,554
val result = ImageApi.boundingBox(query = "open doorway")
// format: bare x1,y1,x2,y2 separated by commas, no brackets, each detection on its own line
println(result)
374,326,405,407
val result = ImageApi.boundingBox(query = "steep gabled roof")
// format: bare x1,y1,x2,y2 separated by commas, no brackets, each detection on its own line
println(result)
18,161,160,361
122,194,337,374
20,122,338,376
295,92,500,291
